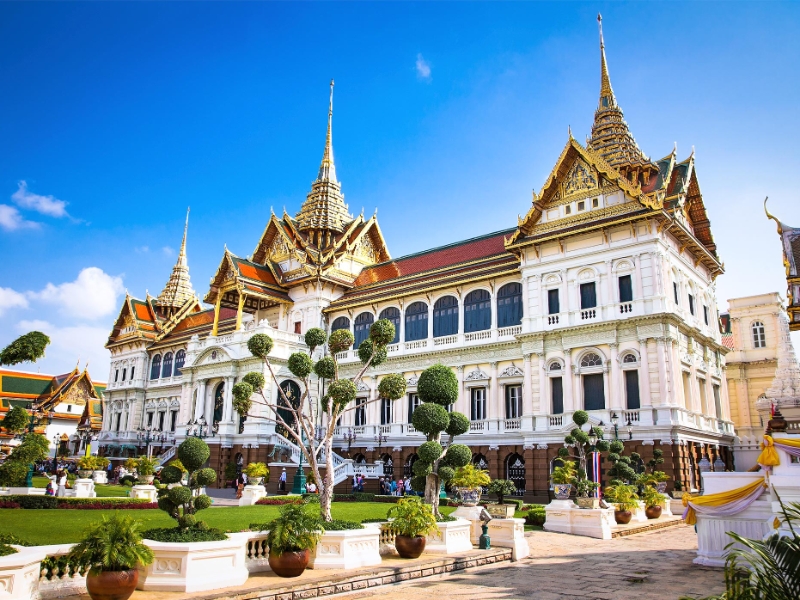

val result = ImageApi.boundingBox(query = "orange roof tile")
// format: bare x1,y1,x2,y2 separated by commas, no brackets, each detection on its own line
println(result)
235,259,279,286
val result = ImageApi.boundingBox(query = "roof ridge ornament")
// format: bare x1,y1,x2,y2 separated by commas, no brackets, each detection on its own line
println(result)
155,208,196,313
597,13,615,108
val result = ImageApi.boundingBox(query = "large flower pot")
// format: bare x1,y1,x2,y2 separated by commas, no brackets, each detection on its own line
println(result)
457,488,481,507
395,535,426,559
553,484,572,500
142,475,155,485
614,510,632,525
576,497,599,509
77,470,93,479
645,505,662,520
268,549,310,577
87,569,139,600
656,482,668,493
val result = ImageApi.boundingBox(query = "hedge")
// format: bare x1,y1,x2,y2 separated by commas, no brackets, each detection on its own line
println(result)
0,496,154,509
256,496,303,506
481,498,525,510
373,495,402,504
57,502,158,510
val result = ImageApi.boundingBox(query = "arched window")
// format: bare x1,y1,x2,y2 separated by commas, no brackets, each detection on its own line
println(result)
353,312,374,348
150,355,162,380
464,289,491,333
331,316,350,332
505,453,525,496
622,353,638,364
405,302,428,342
161,353,173,378
752,321,766,348
403,454,418,477
433,296,459,337
174,350,186,375
353,453,366,464
381,454,394,477
213,382,224,424
277,380,301,437
378,307,400,344
580,353,603,368
497,283,522,328
472,453,488,470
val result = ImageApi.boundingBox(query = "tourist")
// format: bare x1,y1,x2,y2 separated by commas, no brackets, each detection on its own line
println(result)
390,477,397,495
279,468,287,492
235,472,246,499
397,477,404,496
56,470,67,497
306,480,317,493
45,477,55,496
404,477,412,496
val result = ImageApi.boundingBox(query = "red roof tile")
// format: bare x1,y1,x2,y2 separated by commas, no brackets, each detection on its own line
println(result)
172,308,237,334
721,333,734,350
134,303,153,322
235,259,279,286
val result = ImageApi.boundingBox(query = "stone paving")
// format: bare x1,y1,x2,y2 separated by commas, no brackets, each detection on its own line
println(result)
338,524,724,600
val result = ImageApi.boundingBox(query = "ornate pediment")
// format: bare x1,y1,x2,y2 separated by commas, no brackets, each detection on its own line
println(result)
465,368,489,381
406,375,419,387
499,365,524,378
564,160,598,198
356,380,370,392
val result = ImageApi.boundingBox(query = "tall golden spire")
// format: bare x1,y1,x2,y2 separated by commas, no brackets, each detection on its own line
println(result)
598,14,616,109
156,207,196,313
295,80,352,243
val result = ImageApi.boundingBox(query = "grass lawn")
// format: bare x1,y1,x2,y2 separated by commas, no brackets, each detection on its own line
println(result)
0,502,456,545
31,476,131,497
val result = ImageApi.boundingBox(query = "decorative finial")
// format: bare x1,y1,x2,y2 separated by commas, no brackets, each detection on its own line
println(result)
317,79,338,183
597,13,615,107
764,197,783,235
690,145,695,158
673,141,678,154
598,13,604,48
568,125,573,139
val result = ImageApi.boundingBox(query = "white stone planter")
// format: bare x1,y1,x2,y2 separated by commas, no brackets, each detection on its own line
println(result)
238,484,267,507
0,487,45,496
91,470,108,484
72,478,96,499
130,484,157,502
308,527,381,570
424,518,473,555
544,499,615,540
138,535,249,592
486,518,529,561
0,546,47,600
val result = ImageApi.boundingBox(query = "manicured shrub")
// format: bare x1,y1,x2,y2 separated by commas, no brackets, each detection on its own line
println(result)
412,461,433,477
304,328,327,351
18,496,57,509
160,465,183,485
417,364,458,406
288,352,314,379
418,441,444,463
232,382,254,415
247,333,274,359
440,443,471,468
353,492,375,502
178,437,210,472
358,339,387,366
314,356,336,380
327,379,357,408
243,371,266,392
446,412,470,437
142,527,226,543
319,519,363,531
369,319,396,346
256,496,303,506
411,403,449,435
328,329,354,354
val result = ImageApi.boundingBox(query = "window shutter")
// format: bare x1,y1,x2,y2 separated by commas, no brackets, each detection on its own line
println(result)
618,275,633,302
624,370,640,410
551,377,563,414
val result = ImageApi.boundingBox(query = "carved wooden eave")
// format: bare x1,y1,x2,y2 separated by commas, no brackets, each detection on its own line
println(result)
154,296,203,342
655,210,724,278
204,248,240,305
105,293,159,348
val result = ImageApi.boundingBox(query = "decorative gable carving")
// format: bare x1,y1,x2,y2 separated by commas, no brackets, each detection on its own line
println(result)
269,234,291,259
356,380,370,392
465,368,489,381
406,375,419,386
564,161,597,197
499,365,524,378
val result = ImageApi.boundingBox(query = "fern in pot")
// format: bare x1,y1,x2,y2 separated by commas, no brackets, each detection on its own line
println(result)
386,496,439,558
604,482,639,524
262,503,321,577
67,513,154,600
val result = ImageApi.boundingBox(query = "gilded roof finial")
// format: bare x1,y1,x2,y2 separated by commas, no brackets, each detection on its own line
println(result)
764,197,784,235
317,79,337,184
568,125,573,139
155,209,195,311
597,14,615,108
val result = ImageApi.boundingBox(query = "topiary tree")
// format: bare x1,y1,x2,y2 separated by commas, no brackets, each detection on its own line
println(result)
488,479,518,506
0,433,49,486
556,410,609,497
232,324,406,522
606,439,639,485
0,331,50,366
1,407,30,435
156,437,216,530
408,364,471,517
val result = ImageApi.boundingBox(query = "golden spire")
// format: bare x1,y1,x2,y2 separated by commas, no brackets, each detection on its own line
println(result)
598,14,615,109
156,207,196,313
317,79,337,183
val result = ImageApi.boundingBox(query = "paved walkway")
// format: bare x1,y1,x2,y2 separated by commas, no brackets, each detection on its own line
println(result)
339,525,724,600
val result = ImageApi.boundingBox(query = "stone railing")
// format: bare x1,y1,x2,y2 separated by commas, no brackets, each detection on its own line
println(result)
38,543,86,600
497,325,522,337
242,532,270,573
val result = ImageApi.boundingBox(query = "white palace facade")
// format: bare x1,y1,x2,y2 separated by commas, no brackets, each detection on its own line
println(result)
101,20,735,500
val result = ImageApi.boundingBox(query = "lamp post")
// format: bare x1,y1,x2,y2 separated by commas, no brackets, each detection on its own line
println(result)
185,417,217,440
343,428,358,457
373,433,387,457
609,412,633,441
51,434,60,473
291,428,308,495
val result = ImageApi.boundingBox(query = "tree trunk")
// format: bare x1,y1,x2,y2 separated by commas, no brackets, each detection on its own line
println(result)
319,436,334,522
424,472,441,517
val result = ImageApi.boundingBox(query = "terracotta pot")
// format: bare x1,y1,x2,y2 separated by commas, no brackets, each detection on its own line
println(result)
268,549,310,577
86,569,138,600
645,505,662,520
395,534,426,558
614,510,632,525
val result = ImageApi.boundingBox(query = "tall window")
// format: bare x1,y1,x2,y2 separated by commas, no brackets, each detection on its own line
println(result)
703,306,709,325
170,410,178,432
551,377,563,414
433,296,459,337
407,393,421,422
379,307,401,344
114,369,119,383
548,289,560,315
688,294,695,315
158,411,166,431
464,289,491,332
354,398,367,426
713,384,722,418
331,316,350,332
380,397,393,425
618,275,633,303
150,355,162,380
353,312,374,348
497,283,523,327
625,370,640,410
130,367,135,380
581,353,605,410
505,385,522,419
122,368,127,381
161,353,173,378
174,350,186,375
752,321,766,348
673,282,679,305
579,282,597,309
405,302,428,341
470,388,487,421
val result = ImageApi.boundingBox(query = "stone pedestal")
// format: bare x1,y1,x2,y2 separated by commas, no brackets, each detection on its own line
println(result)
0,546,46,600
659,494,673,517
72,478,96,498
238,485,267,507
544,500,615,540
451,506,490,544
0,487,45,496
92,470,108,484
130,484,158,502
486,518,528,560
308,528,382,570
424,518,473,555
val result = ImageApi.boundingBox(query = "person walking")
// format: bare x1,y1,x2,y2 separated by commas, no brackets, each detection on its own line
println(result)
56,470,67,497
397,477,404,496
404,477,412,496
235,472,246,499
389,477,397,495
279,468,287,492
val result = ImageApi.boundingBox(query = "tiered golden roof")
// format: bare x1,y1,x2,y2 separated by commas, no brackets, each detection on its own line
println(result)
155,208,196,314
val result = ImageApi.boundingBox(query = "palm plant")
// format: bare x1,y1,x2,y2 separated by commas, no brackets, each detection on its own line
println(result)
68,514,154,573
386,497,439,538
264,503,321,556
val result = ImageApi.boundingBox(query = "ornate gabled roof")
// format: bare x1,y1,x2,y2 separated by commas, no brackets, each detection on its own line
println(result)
106,293,162,347
156,208,196,313
204,248,292,307
765,199,800,279
294,80,354,243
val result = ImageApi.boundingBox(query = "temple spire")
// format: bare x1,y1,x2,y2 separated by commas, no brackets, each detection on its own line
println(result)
598,14,616,110
156,208,196,313
317,79,337,183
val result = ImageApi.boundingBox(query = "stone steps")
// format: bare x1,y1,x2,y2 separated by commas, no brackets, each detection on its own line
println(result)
611,516,685,538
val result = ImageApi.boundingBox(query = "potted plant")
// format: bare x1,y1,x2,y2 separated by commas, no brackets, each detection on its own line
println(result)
550,461,576,500
67,513,154,600
672,479,684,499
604,483,639,524
574,477,600,509
136,456,159,484
244,462,268,486
450,464,490,506
486,479,518,517
641,485,663,520
265,503,321,577
77,456,97,479
386,496,439,558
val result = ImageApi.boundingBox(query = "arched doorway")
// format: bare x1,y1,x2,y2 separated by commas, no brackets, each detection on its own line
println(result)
404,453,418,478
213,382,225,425
505,453,526,497
381,453,393,477
353,453,366,464
472,453,488,470
277,380,301,438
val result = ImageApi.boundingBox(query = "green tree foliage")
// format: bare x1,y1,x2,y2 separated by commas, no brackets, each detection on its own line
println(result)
314,356,336,380
386,497,439,538
1,407,30,434
0,332,50,366
416,364,458,406
488,479,518,505
288,352,314,379
0,434,52,486
156,438,215,531
258,503,321,556
558,411,609,497
304,328,327,352
328,329,354,354
378,373,406,400
242,372,265,392
67,514,154,573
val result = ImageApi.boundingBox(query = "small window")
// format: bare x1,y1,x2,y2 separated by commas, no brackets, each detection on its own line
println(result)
673,282,679,305
580,282,597,309
622,353,638,364
147,412,154,427
170,411,178,432
505,385,522,419
130,367,135,380
618,275,633,303
294,322,302,334
752,321,766,349
592,198,599,208
551,377,564,414
470,388,487,421
548,289,560,315
565,206,572,215
114,369,119,383
577,200,585,211
66,405,72,413
703,306,709,326
688,294,695,315
581,353,603,368
122,368,127,382
408,394,421,422
354,398,367,426
549,361,562,372
380,398,393,425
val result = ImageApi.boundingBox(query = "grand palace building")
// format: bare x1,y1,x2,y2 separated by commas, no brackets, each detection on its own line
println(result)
101,19,735,500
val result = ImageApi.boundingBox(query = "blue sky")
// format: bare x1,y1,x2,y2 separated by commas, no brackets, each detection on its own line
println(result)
1,1,799,378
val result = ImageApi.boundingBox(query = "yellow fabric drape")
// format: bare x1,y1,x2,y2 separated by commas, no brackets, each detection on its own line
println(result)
682,478,766,525
756,435,780,467
773,437,800,448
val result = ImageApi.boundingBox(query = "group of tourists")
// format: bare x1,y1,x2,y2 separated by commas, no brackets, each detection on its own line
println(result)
43,470,69,497
378,476,412,496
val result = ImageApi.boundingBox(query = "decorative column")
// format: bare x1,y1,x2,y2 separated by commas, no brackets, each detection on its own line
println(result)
602,359,612,412
489,362,499,424
457,298,464,343
634,254,644,301
538,356,548,415
398,308,406,348
563,350,574,412
522,354,533,417
428,303,435,344
608,343,621,409
194,380,207,420
205,381,216,423
638,338,654,406
211,295,221,336
605,260,614,313
456,366,465,414
223,376,234,422
235,292,245,331
490,289,498,341
521,276,531,334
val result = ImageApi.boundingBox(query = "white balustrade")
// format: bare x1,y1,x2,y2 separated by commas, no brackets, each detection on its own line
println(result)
549,415,563,427
433,335,457,346
619,302,633,314
497,325,522,337
580,308,597,321
503,418,521,431
465,330,491,342
469,420,488,432
405,340,428,350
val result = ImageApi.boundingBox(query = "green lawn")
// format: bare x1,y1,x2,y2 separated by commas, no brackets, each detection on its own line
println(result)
0,502,455,545
31,476,131,497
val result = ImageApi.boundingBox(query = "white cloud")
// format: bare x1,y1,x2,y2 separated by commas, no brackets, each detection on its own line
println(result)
12,180,68,218
135,246,150,254
416,54,432,80
13,320,111,378
32,267,124,320
0,287,29,316
162,246,175,257
0,204,39,231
